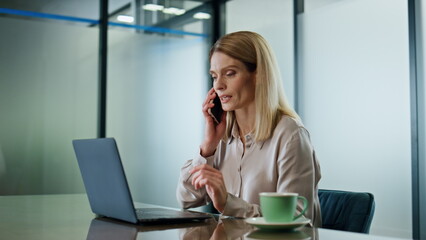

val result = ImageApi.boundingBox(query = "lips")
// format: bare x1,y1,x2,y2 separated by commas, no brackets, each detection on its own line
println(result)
220,95,231,103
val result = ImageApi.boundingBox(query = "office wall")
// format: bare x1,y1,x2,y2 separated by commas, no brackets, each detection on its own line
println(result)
299,0,411,238
226,0,295,107
106,31,208,207
0,17,98,195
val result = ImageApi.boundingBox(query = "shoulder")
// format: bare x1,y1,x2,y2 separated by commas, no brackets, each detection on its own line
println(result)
271,116,315,157
274,115,306,136
269,115,312,144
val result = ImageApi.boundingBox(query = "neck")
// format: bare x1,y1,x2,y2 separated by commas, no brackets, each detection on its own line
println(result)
235,104,256,137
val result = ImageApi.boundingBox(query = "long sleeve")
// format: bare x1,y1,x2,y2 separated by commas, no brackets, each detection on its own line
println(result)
176,151,215,209
222,193,261,218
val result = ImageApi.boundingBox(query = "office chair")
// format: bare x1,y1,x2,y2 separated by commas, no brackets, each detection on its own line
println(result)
318,189,375,233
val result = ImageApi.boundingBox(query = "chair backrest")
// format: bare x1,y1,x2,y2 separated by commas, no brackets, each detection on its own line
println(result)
318,189,375,233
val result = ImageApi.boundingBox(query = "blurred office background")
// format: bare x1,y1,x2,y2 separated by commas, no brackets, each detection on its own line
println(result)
0,0,425,239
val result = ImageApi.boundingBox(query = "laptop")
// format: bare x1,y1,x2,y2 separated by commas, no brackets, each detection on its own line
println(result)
73,138,212,224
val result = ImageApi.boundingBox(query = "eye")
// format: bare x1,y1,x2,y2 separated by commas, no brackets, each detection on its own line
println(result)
226,71,236,77
211,75,217,81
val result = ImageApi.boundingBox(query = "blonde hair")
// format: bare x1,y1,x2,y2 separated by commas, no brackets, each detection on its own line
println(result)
210,31,300,142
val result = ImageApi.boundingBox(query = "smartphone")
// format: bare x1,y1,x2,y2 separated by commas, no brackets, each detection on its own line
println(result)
208,95,223,124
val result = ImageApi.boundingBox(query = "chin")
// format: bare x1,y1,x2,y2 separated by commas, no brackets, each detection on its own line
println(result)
222,106,232,112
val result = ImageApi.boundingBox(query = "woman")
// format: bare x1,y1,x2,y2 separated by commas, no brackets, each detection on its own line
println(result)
176,31,322,227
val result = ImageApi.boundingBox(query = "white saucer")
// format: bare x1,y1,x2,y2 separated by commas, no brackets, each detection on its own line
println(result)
245,230,311,240
245,217,311,230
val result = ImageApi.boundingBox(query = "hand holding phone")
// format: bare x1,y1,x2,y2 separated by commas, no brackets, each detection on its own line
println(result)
208,94,223,124
200,90,226,157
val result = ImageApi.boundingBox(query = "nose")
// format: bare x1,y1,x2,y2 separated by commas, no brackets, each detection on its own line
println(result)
213,76,226,92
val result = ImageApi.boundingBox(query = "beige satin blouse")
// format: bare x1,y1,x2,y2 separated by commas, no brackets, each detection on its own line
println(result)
176,115,322,227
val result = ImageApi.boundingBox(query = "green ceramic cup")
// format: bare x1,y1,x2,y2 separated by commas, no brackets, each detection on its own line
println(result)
260,192,308,223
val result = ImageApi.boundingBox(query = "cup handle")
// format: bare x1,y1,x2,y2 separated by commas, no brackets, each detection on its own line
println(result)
293,196,308,220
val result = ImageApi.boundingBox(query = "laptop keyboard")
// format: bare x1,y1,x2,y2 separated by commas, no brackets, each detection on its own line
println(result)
136,208,180,218
135,208,210,222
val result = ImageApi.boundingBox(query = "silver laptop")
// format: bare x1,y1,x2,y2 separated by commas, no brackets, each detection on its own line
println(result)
73,138,211,224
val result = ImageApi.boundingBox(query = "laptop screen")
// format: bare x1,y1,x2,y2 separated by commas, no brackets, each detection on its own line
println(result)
73,138,139,223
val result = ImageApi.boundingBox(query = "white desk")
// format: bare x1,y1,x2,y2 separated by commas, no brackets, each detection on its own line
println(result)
0,194,405,240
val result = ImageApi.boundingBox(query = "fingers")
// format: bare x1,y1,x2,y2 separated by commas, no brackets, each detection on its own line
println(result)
191,166,220,187
203,88,216,106
189,163,216,175
202,88,217,117
195,177,221,191
202,102,215,118
190,164,222,189
190,164,228,212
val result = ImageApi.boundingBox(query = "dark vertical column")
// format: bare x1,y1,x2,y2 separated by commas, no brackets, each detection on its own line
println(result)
211,0,226,43
408,0,420,239
412,1,426,239
98,0,108,138
208,0,226,90
293,0,303,112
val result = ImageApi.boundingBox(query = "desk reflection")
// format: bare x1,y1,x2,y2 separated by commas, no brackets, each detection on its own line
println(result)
86,217,317,240
86,217,215,240
180,218,252,240
86,218,138,240
180,218,317,240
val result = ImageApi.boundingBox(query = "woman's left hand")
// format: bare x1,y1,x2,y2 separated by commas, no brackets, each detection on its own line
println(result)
190,164,228,212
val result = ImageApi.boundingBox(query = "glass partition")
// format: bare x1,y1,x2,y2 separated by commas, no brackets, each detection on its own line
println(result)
106,0,211,208
0,0,99,20
226,0,295,107
108,0,208,37
298,0,411,238
0,2,99,194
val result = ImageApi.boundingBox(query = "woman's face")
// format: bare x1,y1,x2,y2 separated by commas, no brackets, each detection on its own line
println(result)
209,52,256,112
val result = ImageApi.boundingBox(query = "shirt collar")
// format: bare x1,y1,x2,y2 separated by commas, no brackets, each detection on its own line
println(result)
227,122,239,144
228,122,256,147
227,122,267,149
